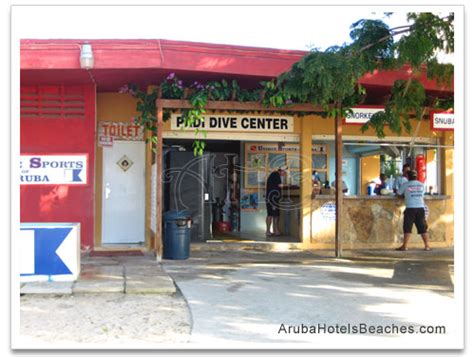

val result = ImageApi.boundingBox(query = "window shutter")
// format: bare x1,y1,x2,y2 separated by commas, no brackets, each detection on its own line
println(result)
21,85,86,119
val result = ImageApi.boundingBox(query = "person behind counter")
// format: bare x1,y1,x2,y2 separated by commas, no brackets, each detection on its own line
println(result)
312,170,322,194
396,169,431,251
374,173,388,195
265,165,287,237
393,163,410,194
331,172,348,194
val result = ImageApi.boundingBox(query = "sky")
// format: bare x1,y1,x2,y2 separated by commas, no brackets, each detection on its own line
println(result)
11,5,451,55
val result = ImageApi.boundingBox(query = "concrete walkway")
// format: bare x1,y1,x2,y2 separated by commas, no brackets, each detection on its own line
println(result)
162,248,458,348
21,254,176,295
18,248,459,349
19,254,192,347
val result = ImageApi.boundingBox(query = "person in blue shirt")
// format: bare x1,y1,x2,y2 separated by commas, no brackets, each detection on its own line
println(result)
396,170,431,251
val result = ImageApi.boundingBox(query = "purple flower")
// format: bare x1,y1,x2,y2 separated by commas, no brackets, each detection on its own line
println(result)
119,84,129,94
285,99,293,105
167,72,176,80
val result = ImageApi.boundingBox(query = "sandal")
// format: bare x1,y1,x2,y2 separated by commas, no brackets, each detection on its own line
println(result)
396,246,407,251
424,247,432,251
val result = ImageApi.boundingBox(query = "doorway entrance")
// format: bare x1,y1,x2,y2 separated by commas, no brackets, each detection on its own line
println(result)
101,141,146,245
163,139,300,243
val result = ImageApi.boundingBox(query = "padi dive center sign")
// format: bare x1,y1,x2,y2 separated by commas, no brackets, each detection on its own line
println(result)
19,223,81,282
171,114,294,132
20,154,88,185
344,106,385,124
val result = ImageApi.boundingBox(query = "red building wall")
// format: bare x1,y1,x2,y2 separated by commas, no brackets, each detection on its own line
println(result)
20,84,96,249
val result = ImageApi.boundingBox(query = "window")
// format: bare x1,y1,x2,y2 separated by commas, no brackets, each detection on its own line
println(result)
312,144,329,184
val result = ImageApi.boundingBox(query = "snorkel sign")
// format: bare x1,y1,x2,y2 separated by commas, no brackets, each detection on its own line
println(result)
20,154,88,185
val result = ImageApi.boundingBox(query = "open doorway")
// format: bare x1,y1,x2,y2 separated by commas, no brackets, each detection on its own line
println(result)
163,139,299,243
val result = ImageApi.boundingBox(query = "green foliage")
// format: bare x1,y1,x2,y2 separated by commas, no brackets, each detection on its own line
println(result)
206,79,232,101
275,11,454,138
260,80,292,107
123,12,455,151
161,73,185,99
361,79,426,137
426,59,454,86
382,156,400,177
349,19,395,72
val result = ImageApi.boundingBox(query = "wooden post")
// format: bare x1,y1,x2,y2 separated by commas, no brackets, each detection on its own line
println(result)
155,97,164,260
335,106,343,257
300,117,313,247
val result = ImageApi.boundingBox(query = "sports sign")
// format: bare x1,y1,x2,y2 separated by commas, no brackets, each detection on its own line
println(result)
20,154,88,185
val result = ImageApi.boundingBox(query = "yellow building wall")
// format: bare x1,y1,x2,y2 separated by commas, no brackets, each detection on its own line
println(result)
96,93,454,249
97,93,139,122
360,155,381,195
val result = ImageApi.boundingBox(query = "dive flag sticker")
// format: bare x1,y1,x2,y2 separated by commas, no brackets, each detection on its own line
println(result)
19,223,81,282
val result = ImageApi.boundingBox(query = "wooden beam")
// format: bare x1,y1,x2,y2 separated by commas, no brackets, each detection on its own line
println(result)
335,107,343,258
158,99,322,112
155,99,164,260
158,99,439,119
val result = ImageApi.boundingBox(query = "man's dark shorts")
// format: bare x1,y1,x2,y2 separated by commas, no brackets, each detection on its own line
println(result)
266,192,281,217
403,208,428,234
266,201,280,217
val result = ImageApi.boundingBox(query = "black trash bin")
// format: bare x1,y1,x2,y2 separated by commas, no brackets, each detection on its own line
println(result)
163,210,192,259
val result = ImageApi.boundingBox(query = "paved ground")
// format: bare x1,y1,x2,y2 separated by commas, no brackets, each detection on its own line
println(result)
18,248,458,349
163,248,457,348
18,254,192,348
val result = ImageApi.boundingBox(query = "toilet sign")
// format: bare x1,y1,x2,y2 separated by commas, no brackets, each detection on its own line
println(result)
20,154,88,185
19,223,81,282
98,121,144,141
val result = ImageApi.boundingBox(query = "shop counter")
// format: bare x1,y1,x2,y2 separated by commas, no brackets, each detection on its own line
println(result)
309,195,452,248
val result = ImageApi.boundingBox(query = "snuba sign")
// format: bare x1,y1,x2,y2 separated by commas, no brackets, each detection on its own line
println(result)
20,154,88,185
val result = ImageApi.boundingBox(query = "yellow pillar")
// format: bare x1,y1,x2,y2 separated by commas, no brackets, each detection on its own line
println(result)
300,117,313,247
440,131,454,245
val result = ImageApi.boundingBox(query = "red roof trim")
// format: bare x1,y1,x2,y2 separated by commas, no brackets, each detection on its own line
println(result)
20,39,453,93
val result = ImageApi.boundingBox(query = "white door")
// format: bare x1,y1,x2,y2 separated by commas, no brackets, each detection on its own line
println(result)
102,141,145,244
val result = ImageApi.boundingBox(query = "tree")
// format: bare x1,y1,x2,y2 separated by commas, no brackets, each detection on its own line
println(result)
273,12,454,256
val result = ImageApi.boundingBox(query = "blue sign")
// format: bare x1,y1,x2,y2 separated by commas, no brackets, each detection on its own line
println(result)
19,223,80,282
320,202,336,221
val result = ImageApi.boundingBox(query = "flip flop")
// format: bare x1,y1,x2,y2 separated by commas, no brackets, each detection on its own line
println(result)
395,246,407,251
424,247,432,251
265,232,275,237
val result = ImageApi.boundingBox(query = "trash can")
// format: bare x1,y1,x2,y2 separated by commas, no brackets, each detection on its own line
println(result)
163,210,192,260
